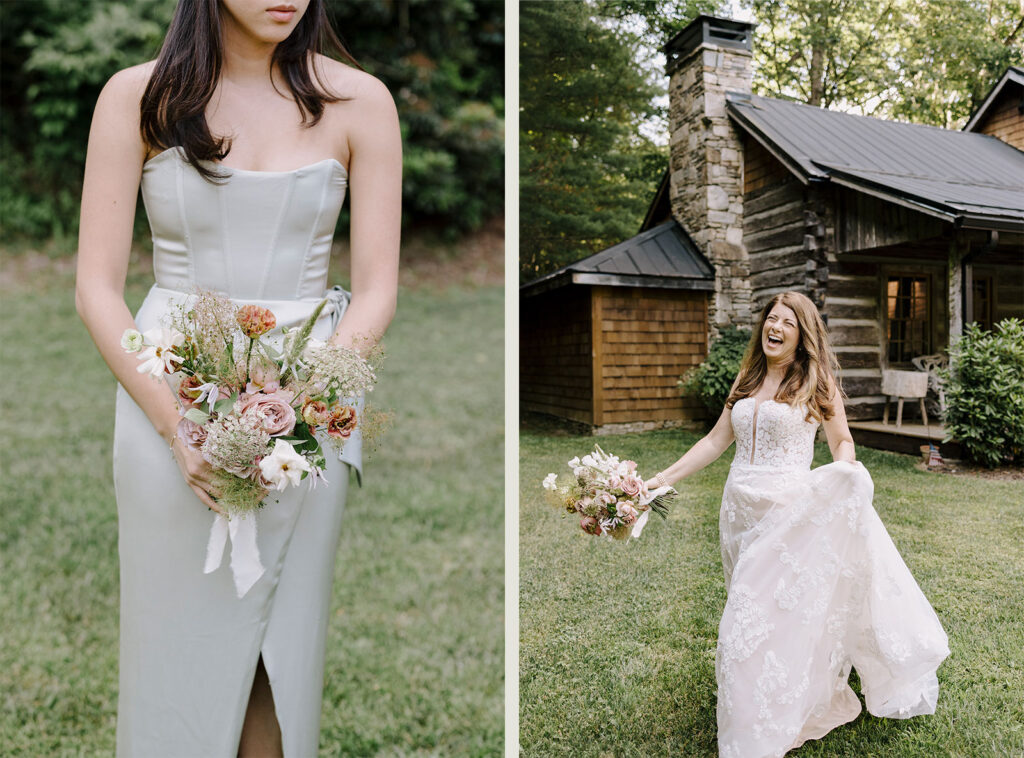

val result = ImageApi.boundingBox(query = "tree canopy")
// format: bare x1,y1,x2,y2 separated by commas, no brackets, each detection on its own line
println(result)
519,0,682,283
0,0,504,244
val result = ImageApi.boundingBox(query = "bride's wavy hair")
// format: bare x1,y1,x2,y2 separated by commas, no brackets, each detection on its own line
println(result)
726,291,843,423
140,0,359,180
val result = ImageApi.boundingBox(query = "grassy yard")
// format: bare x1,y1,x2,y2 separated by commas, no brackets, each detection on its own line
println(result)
0,262,503,756
520,429,1024,757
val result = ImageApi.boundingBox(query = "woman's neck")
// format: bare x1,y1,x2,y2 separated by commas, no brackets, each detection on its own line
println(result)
763,356,794,387
219,17,280,88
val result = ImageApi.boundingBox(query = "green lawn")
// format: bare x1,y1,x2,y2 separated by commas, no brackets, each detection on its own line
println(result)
0,264,503,756
519,429,1024,757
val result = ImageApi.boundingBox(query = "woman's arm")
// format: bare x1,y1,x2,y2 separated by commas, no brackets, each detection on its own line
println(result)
645,405,736,488
822,381,856,463
75,65,222,512
331,74,401,353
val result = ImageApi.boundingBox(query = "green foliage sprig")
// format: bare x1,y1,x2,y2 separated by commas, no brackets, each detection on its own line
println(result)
680,326,751,422
941,318,1024,468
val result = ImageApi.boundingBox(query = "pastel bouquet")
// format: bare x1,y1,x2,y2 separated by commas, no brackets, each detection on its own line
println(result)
122,290,381,515
542,445,675,540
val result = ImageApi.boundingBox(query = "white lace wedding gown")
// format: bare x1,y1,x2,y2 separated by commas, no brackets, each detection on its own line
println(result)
716,398,949,758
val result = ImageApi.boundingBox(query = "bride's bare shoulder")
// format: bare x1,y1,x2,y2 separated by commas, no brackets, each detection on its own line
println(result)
99,60,158,104
314,55,396,111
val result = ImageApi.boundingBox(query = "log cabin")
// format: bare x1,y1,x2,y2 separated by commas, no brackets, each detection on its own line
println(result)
521,15,1024,440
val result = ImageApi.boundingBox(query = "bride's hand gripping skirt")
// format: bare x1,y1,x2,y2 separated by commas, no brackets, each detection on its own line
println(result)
716,461,950,758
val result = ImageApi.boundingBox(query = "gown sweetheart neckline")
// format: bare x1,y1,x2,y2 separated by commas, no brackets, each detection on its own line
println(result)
143,145,349,178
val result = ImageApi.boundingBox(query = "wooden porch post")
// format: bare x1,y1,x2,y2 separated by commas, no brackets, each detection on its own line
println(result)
948,235,970,343
591,287,605,427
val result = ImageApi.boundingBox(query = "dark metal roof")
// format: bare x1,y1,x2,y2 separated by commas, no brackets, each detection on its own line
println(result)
520,220,715,297
965,66,1024,132
726,92,1024,231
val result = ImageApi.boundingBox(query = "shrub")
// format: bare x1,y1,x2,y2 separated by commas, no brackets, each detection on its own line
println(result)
680,326,752,422
942,318,1024,467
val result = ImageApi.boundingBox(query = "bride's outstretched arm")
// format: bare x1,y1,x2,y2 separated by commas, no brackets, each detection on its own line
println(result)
823,382,856,463
644,405,735,488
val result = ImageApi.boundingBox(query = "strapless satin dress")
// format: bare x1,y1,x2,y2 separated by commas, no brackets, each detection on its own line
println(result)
716,399,949,758
113,147,360,757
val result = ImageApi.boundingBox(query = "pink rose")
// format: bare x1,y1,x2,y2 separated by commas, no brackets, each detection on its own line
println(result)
237,390,296,437
580,516,603,536
607,475,622,490
620,475,642,498
595,491,616,507
617,503,639,525
624,460,638,474
176,417,208,449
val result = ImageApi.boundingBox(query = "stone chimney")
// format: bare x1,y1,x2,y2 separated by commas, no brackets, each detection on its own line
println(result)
665,16,754,331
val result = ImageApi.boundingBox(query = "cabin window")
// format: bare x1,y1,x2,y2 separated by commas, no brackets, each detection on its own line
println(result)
886,275,930,364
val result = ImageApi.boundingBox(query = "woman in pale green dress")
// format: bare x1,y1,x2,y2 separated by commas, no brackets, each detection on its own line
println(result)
75,0,400,754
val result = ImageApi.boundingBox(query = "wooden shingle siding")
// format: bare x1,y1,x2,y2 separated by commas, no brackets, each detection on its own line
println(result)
976,92,1024,150
592,286,707,426
520,287,593,424
744,137,790,194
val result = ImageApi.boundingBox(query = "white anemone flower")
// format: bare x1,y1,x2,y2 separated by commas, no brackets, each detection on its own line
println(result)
542,473,558,491
259,439,312,491
136,327,185,378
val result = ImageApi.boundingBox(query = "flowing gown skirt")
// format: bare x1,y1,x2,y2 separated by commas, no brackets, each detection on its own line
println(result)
716,461,950,758
113,290,355,757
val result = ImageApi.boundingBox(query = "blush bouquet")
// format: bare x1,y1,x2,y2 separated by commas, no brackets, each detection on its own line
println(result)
122,291,381,515
542,445,675,540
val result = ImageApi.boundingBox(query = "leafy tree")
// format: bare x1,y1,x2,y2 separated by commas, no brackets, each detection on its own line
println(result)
888,0,1023,128
746,0,903,109
744,0,1024,126
0,0,503,244
519,0,667,283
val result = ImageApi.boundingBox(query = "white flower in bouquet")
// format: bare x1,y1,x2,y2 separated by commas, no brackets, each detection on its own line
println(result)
136,327,185,378
259,439,312,491
542,473,558,491
121,329,144,353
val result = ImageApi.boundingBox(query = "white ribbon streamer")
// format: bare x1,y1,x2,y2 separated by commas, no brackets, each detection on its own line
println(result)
203,512,265,598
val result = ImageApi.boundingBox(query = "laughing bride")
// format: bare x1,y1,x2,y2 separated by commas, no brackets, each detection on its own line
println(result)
645,291,950,757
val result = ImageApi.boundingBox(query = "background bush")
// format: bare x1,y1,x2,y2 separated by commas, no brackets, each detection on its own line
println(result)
942,318,1024,468
679,326,751,422
0,0,504,246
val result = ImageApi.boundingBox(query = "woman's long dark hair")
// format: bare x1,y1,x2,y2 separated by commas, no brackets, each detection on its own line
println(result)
140,0,360,180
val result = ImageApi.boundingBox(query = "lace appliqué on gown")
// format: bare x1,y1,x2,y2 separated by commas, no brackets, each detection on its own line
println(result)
716,398,949,758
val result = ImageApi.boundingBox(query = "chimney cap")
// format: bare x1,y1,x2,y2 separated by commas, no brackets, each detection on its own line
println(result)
664,15,754,74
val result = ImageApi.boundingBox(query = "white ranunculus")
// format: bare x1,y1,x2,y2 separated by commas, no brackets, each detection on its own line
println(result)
258,439,312,491
136,327,185,378
121,329,145,353
542,473,558,491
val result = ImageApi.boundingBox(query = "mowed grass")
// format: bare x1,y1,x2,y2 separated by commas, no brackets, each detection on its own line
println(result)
0,263,503,757
520,429,1024,757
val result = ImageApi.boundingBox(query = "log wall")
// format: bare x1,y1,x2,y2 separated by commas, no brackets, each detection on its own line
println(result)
592,286,707,428
520,286,593,424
